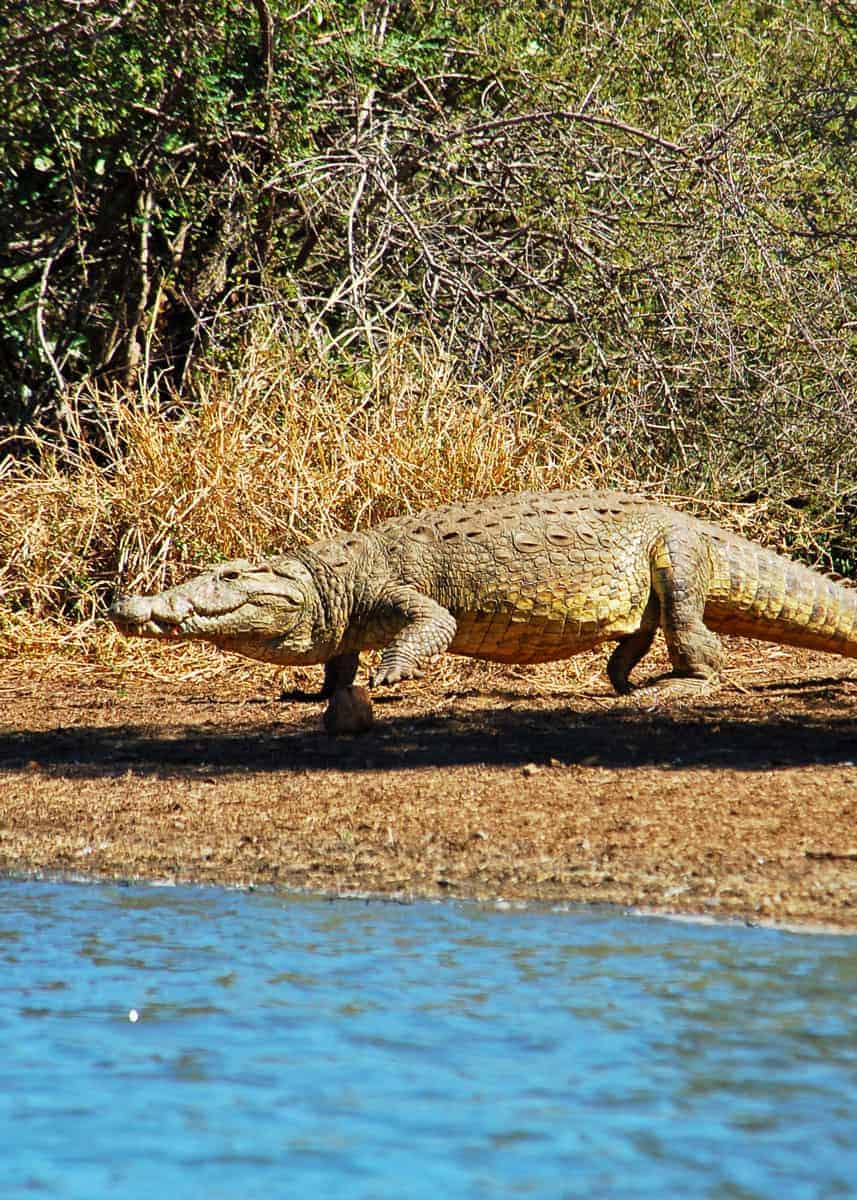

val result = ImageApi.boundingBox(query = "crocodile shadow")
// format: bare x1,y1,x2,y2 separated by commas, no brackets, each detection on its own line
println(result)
1,691,853,778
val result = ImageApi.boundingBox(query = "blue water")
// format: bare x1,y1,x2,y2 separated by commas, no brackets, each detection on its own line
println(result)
1,880,855,1199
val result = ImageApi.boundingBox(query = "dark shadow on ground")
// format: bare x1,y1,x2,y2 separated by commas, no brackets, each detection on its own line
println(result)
1,692,854,778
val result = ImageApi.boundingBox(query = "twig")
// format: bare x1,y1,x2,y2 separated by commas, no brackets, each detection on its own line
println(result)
441,108,687,156
35,252,65,394
124,188,154,384
252,0,275,137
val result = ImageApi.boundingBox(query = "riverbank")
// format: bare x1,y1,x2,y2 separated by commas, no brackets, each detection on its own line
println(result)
1,643,855,928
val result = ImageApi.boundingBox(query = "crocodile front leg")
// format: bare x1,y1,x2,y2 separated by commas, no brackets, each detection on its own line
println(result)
280,652,361,702
371,585,458,686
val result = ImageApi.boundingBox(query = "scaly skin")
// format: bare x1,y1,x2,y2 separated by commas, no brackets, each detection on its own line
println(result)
109,490,857,701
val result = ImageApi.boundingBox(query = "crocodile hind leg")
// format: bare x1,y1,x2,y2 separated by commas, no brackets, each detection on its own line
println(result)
607,593,660,694
651,530,723,687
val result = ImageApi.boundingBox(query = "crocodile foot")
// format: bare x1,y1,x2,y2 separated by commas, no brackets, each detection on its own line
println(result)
323,686,374,735
635,673,721,701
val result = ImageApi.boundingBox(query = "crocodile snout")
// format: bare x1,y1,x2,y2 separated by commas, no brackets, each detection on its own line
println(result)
109,591,194,635
110,595,153,627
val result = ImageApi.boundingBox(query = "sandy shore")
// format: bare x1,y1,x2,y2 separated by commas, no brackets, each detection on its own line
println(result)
1,643,855,929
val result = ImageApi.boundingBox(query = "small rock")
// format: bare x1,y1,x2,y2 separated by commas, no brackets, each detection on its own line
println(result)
522,763,540,777
323,686,374,736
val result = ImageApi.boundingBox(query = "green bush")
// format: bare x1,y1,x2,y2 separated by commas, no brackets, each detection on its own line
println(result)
1,1,855,566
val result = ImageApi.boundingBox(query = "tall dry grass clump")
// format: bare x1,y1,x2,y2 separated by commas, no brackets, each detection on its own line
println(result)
0,332,633,660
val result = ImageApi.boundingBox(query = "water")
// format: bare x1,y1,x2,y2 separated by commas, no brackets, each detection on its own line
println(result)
1,880,855,1200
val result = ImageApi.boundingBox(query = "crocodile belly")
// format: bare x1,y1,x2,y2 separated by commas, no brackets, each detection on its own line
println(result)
447,586,647,665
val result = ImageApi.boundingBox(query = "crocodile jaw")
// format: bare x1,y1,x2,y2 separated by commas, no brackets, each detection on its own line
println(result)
109,592,210,640
109,596,325,664
108,559,326,662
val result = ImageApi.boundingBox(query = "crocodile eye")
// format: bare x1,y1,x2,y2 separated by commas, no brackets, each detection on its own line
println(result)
221,569,241,581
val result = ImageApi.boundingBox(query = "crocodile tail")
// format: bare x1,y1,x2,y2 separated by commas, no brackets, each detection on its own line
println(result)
702,525,857,658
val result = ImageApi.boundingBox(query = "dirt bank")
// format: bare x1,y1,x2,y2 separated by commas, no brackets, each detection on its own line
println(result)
1,642,855,929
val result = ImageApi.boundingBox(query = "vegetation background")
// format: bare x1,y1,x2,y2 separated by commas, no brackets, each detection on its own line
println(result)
1,0,855,660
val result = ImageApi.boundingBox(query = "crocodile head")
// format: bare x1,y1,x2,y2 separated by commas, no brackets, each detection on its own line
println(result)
108,557,325,664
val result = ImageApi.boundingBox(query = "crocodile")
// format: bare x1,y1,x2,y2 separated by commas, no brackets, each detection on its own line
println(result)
109,490,857,705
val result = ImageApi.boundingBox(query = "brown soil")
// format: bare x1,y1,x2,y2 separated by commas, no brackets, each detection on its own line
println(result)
1,642,855,930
